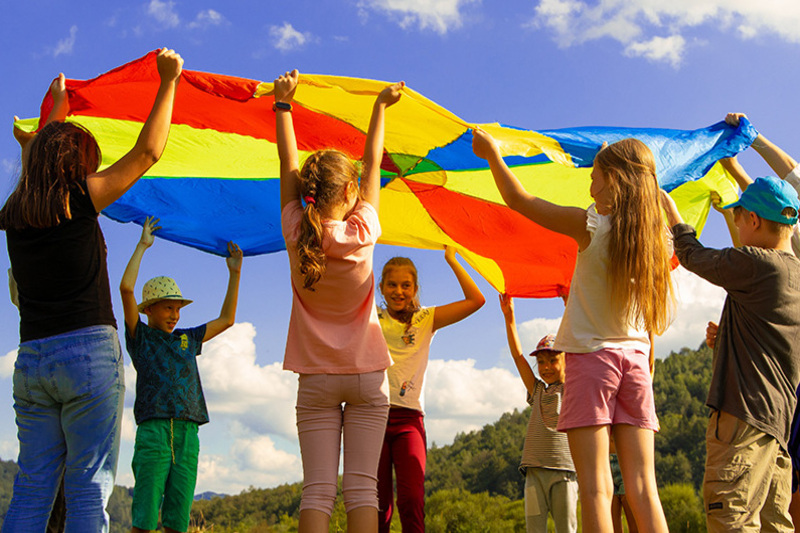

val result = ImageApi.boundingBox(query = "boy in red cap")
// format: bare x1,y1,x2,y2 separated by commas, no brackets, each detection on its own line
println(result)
500,294,577,533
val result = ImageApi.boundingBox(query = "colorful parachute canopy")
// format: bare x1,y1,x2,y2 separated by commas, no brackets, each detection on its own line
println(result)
17,51,756,298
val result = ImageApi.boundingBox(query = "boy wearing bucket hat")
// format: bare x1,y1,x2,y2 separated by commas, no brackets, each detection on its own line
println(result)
661,180,800,532
119,216,243,533
500,293,577,533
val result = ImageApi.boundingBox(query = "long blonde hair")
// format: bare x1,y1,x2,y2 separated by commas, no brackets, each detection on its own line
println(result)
593,138,674,334
296,150,360,290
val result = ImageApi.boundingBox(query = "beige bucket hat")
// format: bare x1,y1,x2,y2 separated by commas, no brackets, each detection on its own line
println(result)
138,276,193,312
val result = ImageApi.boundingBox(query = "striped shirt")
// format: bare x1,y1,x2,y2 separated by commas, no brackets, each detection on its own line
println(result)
519,380,575,473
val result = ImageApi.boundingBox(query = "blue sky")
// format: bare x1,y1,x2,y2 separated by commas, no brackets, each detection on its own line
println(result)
1,0,798,494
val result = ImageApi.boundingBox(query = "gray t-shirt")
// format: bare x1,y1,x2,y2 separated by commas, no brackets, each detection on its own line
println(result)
673,223,800,450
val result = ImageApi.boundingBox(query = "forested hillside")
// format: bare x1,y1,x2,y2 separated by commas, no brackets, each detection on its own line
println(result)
0,345,712,532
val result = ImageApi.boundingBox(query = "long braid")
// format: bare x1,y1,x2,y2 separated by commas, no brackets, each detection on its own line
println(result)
297,154,327,289
295,150,360,290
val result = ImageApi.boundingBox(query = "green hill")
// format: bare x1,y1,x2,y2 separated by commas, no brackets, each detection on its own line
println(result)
0,345,713,532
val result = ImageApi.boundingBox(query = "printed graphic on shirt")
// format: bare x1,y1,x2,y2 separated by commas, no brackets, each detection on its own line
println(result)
401,327,417,346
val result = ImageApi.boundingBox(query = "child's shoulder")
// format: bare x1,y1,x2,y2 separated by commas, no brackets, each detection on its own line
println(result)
412,307,433,324
174,323,207,342
739,245,800,275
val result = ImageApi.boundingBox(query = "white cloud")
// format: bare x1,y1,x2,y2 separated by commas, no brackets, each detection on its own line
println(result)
269,22,312,52
2,158,17,178
424,359,526,445
188,9,227,30
199,323,298,439
531,0,800,67
147,0,180,28
358,0,479,34
0,350,15,379
197,434,302,494
52,26,78,58
657,266,726,354
121,407,137,443
0,439,18,462
517,317,562,354
624,35,686,68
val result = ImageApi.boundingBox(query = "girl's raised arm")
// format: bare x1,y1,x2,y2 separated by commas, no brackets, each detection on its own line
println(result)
361,81,404,209
87,48,182,212
432,246,486,331
45,73,69,126
472,128,591,250
275,69,301,210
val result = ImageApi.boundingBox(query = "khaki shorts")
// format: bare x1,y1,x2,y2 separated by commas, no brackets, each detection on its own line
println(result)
703,410,792,533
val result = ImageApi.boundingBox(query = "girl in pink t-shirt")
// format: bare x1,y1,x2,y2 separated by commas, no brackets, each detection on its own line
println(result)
274,69,403,533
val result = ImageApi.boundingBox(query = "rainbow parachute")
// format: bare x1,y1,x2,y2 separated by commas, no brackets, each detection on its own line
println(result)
16,51,756,298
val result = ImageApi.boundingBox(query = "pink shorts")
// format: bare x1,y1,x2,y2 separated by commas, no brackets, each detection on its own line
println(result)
557,347,659,432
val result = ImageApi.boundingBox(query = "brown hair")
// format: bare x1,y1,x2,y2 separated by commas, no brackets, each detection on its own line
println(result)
593,138,674,334
0,122,100,230
296,150,360,289
379,257,421,327
734,205,797,240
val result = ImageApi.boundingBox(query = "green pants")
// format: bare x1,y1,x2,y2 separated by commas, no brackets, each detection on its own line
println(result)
132,419,200,532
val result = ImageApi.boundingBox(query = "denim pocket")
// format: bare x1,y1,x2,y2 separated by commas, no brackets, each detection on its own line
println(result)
48,327,122,402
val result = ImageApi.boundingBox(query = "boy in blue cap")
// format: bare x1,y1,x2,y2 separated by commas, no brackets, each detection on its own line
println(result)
661,178,800,532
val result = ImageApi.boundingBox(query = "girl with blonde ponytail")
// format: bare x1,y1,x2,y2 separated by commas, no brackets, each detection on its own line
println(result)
473,131,673,533
275,69,404,533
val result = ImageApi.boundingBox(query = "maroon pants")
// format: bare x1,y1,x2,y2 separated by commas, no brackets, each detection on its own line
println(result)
378,407,427,532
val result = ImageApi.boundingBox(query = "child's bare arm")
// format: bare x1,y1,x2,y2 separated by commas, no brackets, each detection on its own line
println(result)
660,189,683,227
120,216,160,336
432,246,485,331
275,70,301,210
472,128,591,250
14,74,73,175
46,73,69,126
87,49,182,212
710,191,741,247
499,293,537,393
726,113,798,178
203,242,242,342
718,155,753,193
7,268,18,309
361,82,404,209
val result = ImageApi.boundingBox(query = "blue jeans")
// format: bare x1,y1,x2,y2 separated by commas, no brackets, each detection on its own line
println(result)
2,325,125,533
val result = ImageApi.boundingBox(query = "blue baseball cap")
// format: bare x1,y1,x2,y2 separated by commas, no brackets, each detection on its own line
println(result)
723,176,800,225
